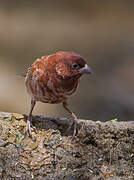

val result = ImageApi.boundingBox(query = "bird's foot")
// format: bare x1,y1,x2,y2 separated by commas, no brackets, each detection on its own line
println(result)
25,120,32,137
25,119,37,137
67,113,78,139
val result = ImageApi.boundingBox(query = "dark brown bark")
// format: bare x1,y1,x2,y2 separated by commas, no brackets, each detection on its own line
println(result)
0,112,134,179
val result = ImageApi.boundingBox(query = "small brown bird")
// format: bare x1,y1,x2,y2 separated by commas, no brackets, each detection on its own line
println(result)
25,51,92,138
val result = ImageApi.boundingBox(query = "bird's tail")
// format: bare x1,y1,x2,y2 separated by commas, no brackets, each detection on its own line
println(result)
16,73,26,77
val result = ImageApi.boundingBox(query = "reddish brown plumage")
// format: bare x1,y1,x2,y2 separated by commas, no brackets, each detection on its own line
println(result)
25,51,92,138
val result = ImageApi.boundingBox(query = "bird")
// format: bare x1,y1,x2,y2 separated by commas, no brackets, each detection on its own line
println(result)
25,51,92,138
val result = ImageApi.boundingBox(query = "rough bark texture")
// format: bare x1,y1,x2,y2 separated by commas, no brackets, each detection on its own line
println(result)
0,112,134,179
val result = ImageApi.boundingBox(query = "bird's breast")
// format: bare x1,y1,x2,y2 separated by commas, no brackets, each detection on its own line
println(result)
25,71,79,104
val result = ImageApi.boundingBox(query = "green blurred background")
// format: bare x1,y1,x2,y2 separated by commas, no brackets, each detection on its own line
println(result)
1,0,134,121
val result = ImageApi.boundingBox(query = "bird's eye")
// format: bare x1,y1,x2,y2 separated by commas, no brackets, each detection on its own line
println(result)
72,63,79,69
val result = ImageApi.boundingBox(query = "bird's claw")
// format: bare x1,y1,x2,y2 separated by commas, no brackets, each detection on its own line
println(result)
25,120,32,137
25,119,37,137
67,117,78,139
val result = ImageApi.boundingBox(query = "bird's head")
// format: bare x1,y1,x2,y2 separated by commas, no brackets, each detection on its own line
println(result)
55,51,92,79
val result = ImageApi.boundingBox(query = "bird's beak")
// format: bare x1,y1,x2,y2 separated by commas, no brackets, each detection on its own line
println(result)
79,64,92,74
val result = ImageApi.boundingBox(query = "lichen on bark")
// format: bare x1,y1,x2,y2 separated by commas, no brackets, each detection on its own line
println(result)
0,112,134,179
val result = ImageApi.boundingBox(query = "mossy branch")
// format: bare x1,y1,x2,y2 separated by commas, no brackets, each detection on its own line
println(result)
0,112,134,179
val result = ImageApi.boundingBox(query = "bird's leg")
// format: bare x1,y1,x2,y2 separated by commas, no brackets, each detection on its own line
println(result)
26,99,36,136
63,101,78,139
